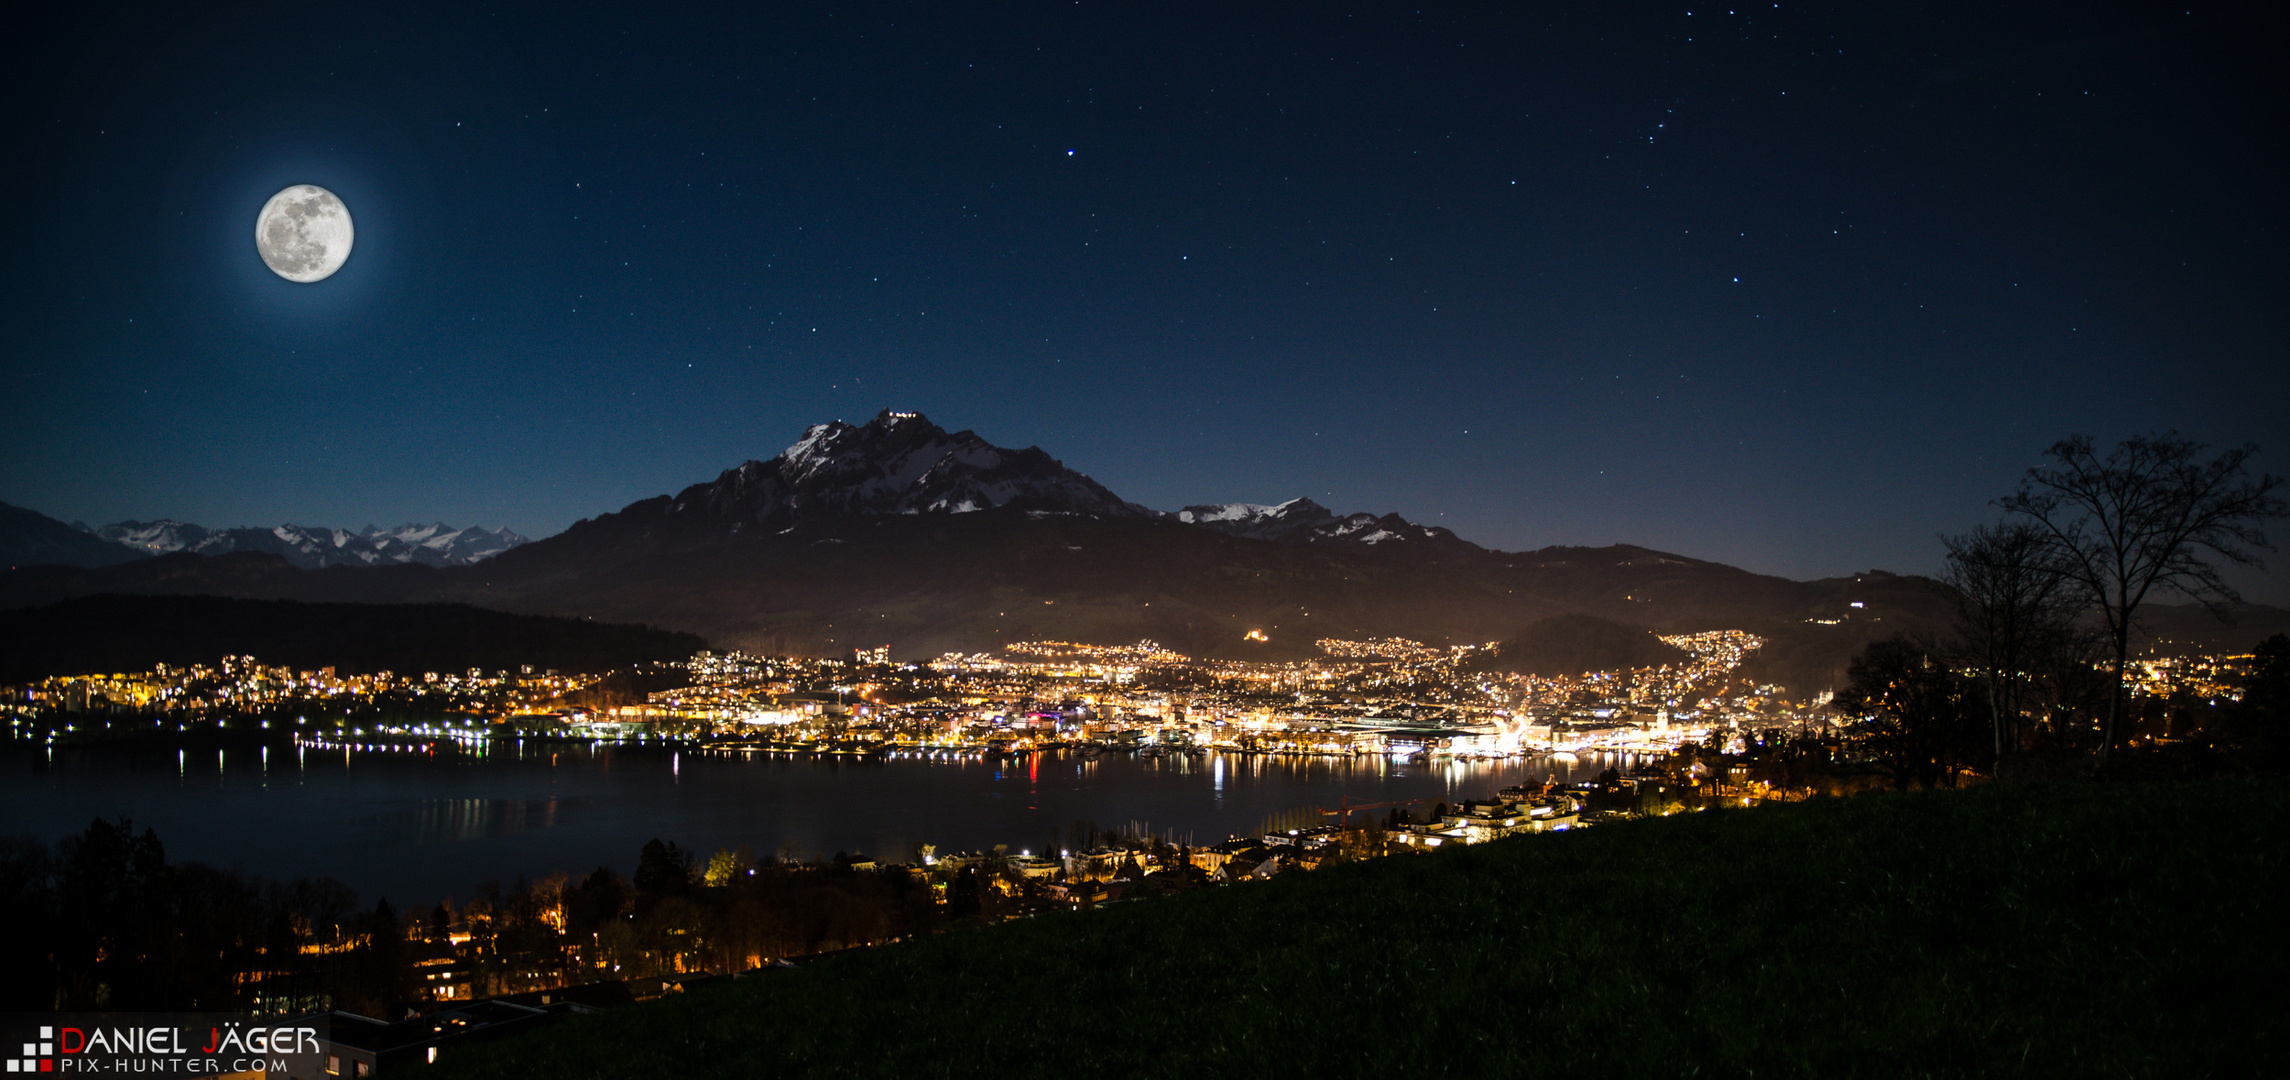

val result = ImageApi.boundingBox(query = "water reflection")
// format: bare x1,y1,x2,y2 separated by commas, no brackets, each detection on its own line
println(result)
5,742,1633,904
413,798,564,843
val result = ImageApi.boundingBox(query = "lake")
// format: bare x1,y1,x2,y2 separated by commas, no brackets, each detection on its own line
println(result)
1,740,1633,906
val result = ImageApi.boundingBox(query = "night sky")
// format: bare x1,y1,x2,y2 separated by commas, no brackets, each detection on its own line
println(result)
3,2,2282,600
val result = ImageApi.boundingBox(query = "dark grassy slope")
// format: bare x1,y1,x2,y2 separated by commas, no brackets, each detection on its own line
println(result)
431,782,2284,1079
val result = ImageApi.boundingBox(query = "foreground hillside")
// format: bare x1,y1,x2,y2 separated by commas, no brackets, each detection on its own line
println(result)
430,781,2284,1079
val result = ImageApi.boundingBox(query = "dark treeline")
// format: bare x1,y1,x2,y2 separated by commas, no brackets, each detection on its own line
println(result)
0,818,374,1014
0,821,1045,1017
0,809,1255,1018
1830,630,2289,788
575,839,943,977
1829,432,2287,784
0,595,707,682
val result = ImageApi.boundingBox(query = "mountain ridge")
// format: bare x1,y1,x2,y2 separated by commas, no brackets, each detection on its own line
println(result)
0,501,148,569
95,519,528,569
0,594,704,683
5,412,1487,572
0,501,526,570
0,411,1993,691
1174,497,1484,557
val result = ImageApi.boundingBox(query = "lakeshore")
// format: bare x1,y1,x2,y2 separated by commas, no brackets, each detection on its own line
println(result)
1,739,1619,904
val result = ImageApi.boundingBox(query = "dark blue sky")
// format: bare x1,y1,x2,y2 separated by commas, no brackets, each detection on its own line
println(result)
3,1,2282,600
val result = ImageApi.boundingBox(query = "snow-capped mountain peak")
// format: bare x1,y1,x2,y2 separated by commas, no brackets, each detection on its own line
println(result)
581,411,1486,558
652,409,1155,525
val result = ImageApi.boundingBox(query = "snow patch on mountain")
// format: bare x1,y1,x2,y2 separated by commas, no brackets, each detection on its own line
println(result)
1176,498,1311,525
1172,496,1483,555
93,520,527,568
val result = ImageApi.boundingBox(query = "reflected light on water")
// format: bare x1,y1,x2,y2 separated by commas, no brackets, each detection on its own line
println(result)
8,743,1608,903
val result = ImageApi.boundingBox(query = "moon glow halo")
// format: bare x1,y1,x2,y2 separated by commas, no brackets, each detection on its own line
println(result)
255,185,354,283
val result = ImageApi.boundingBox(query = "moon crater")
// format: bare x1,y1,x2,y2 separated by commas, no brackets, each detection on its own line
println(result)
255,185,353,282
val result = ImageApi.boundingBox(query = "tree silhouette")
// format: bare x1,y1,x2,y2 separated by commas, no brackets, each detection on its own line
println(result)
2215,634,2290,768
947,867,982,921
56,817,169,1008
1833,637,1976,790
1998,433,2284,763
634,839,695,897
352,898,412,1015
1942,521,2080,765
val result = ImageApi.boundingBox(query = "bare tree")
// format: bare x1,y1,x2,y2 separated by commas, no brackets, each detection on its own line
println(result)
1942,521,2079,767
1997,433,2285,763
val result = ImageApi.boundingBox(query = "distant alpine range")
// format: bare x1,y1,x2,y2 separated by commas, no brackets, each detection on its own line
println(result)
0,411,1462,572
26,409,2275,692
98,520,526,568
0,502,524,570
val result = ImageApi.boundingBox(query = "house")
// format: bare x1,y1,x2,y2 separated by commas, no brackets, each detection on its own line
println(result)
1395,793,1577,850
316,1000,554,1077
1008,856,1062,880
1048,878,1113,906
407,941,474,1003
310,979,639,1076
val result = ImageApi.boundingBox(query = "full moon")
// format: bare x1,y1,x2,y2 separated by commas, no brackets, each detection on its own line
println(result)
254,185,354,282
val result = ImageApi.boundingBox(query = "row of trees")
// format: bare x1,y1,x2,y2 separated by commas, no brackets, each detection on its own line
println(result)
1834,630,2288,788
7,818,1226,1015
0,818,384,1014
1835,432,2284,783
0,821,949,1015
